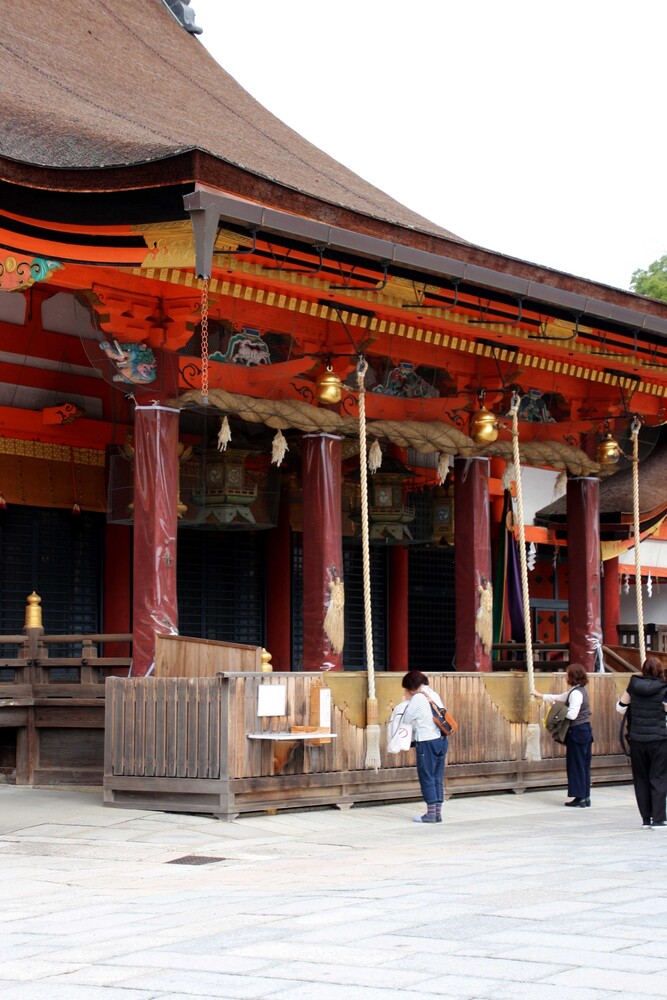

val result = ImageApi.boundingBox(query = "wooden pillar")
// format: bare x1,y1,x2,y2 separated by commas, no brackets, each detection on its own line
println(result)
132,404,179,676
103,523,131,668
388,546,409,671
454,456,492,672
567,476,602,671
266,495,292,671
602,555,621,647
301,433,343,671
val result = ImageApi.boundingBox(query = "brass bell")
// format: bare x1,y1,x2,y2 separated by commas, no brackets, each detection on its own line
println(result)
470,405,499,445
596,432,622,467
315,365,343,404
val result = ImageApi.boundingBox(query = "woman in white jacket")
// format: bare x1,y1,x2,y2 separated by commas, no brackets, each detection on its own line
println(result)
400,670,448,823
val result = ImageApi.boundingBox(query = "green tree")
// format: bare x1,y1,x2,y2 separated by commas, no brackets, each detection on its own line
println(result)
630,254,667,300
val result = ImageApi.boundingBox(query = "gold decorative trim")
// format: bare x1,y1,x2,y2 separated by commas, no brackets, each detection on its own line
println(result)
0,439,105,466
131,265,667,399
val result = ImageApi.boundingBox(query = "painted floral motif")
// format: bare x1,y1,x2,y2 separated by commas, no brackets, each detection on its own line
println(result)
0,254,63,291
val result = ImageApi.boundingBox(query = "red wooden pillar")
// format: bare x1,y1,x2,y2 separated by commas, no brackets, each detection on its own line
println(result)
454,456,492,672
602,556,620,647
567,476,602,671
132,404,179,676
388,546,409,671
302,433,343,671
103,523,131,669
266,495,292,671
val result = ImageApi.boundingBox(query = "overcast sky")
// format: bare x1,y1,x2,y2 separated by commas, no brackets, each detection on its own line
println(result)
193,0,666,293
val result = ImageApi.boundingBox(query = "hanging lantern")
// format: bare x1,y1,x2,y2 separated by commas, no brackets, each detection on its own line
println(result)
315,365,343,404
596,431,622,467
470,402,499,444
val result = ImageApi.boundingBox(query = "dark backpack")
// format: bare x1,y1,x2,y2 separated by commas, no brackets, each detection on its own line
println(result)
425,695,458,738
544,689,574,744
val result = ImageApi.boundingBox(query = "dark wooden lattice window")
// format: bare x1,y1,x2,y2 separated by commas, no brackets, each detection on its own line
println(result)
177,529,265,646
408,546,456,671
291,536,387,671
0,506,102,636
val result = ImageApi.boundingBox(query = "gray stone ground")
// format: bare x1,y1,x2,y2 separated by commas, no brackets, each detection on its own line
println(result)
0,781,666,1000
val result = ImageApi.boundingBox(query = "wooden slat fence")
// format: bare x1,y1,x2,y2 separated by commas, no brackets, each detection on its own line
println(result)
104,671,632,821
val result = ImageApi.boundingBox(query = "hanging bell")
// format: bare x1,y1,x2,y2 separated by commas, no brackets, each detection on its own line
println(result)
596,432,622,467
315,365,343,404
470,405,499,445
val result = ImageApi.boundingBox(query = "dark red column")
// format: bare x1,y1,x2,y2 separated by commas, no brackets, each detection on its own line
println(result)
103,523,131,669
454,456,492,672
266,495,292,671
388,545,409,671
602,556,621,648
302,433,343,671
132,404,179,676
567,476,602,671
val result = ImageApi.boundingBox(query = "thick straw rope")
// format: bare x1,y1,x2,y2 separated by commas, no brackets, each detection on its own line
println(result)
509,394,541,761
175,389,601,476
356,359,381,770
631,417,646,664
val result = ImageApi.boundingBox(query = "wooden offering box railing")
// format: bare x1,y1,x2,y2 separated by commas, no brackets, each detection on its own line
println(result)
0,631,132,785
104,671,632,821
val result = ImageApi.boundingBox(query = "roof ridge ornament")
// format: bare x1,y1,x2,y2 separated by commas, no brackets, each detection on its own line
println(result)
162,0,202,34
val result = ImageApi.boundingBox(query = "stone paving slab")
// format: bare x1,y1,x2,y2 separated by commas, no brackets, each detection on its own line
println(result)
0,782,665,999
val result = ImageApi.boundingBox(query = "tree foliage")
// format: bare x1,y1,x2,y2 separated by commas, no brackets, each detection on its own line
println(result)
630,254,667,301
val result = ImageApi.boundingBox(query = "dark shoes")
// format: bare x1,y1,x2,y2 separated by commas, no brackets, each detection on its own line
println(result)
564,797,591,808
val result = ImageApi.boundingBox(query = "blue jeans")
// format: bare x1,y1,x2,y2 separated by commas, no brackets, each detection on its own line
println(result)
415,736,448,803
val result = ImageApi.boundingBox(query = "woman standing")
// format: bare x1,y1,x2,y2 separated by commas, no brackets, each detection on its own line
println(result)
400,670,448,824
532,662,593,807
616,655,667,829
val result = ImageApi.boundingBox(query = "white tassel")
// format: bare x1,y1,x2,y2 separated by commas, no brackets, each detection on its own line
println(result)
437,453,452,485
527,542,537,571
271,428,289,467
368,438,382,473
623,573,630,595
647,572,653,598
502,462,516,492
553,470,567,499
217,415,231,452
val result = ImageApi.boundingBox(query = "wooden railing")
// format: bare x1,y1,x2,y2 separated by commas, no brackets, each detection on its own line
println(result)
104,670,631,821
492,642,569,671
0,628,132,785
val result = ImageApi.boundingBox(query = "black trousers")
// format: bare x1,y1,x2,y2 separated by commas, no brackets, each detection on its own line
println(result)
629,739,667,824
565,722,593,799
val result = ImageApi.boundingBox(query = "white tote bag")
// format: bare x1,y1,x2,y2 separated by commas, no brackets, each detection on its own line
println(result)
387,704,413,754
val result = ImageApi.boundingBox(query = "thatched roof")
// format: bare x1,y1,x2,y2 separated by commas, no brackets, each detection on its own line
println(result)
535,437,667,531
0,0,461,240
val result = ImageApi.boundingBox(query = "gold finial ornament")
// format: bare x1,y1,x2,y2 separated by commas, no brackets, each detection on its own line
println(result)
24,591,43,629
260,647,273,672
470,404,499,444
315,365,343,404
596,431,622,467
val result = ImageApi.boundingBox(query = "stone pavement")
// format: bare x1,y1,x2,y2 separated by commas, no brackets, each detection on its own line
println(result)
0,781,666,1000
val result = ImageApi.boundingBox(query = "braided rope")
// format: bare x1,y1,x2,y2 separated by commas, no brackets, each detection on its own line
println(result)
631,418,646,664
357,362,375,696
356,360,381,770
176,390,602,476
510,396,541,761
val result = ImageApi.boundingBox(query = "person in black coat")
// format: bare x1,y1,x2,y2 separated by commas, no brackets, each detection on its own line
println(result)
616,655,667,829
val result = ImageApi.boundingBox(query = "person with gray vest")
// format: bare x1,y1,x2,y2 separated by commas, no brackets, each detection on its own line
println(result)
532,662,593,807
616,655,667,829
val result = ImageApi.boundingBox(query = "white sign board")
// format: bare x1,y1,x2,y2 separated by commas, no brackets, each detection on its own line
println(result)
257,684,287,718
